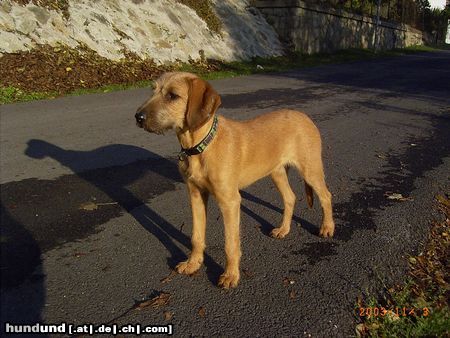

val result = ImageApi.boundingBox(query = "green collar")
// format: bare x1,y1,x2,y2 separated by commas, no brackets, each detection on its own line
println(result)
178,115,219,161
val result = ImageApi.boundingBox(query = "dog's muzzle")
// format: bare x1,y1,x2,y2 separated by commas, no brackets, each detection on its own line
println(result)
135,111,145,127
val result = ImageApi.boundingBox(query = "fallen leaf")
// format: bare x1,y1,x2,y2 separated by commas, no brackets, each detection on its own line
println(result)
436,195,450,207
160,271,177,284
242,269,254,279
386,311,400,321
66,67,72,72
79,201,118,211
283,277,295,286
163,311,173,321
289,290,296,299
198,306,206,318
356,295,363,308
384,192,413,201
135,292,171,310
79,201,98,211
355,323,367,337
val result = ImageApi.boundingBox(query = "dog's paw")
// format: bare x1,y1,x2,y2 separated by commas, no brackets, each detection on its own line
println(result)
319,224,335,238
175,260,201,275
270,226,289,239
218,272,240,289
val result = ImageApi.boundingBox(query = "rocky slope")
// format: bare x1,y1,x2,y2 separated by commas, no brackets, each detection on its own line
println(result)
0,0,283,63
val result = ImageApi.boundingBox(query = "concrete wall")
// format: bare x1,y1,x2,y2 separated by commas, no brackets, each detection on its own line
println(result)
252,0,424,53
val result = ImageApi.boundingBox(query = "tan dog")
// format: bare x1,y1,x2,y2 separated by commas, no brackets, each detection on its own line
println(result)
135,72,334,288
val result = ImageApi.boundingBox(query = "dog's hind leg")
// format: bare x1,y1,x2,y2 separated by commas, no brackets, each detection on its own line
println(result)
270,166,296,239
301,160,335,238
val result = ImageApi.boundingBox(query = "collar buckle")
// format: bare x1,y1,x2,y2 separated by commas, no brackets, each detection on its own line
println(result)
178,150,188,161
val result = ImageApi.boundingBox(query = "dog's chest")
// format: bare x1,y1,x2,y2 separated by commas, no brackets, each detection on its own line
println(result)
178,158,211,189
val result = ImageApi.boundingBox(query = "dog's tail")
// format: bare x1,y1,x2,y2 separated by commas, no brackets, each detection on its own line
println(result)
305,182,314,208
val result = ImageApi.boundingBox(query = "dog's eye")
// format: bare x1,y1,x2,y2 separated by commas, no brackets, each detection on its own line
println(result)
167,92,178,100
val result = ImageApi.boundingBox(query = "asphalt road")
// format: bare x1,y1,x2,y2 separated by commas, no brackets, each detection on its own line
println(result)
1,51,449,337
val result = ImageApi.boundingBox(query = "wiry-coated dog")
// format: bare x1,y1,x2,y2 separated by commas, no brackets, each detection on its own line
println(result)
135,72,335,288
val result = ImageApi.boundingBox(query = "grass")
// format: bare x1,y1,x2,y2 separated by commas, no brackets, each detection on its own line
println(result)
359,289,449,337
0,86,58,104
356,194,450,337
69,80,153,97
0,44,444,105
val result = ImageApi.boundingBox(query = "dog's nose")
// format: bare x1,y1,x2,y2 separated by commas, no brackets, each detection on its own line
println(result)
135,111,145,124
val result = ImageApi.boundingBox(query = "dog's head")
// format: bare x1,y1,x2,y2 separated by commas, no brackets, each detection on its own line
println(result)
135,72,221,134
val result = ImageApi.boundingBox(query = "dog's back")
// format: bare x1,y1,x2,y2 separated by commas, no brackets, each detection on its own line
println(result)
214,109,322,189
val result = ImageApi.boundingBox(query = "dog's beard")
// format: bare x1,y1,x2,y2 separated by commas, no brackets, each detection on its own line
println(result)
144,124,167,135
144,110,173,135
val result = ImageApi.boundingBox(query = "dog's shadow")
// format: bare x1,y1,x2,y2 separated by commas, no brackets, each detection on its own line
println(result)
240,190,319,236
25,139,316,286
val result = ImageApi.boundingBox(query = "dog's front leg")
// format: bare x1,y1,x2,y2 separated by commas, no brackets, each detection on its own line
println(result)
176,183,208,275
216,191,241,288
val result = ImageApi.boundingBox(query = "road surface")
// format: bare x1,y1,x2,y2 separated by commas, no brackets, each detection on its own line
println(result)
1,51,449,337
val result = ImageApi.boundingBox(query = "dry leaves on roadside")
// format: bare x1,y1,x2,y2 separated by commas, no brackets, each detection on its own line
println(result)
0,44,165,96
436,194,450,208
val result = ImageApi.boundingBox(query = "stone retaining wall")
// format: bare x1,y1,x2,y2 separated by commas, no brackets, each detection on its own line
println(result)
252,0,424,53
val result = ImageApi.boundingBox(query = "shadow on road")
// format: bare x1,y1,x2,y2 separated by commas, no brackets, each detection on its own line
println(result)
0,205,46,333
240,190,319,236
11,140,323,286
23,140,226,284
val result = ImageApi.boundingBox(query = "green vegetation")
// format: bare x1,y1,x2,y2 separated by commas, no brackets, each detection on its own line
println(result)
0,86,57,104
193,45,439,81
0,45,444,105
359,288,449,337
357,195,450,337
69,80,153,97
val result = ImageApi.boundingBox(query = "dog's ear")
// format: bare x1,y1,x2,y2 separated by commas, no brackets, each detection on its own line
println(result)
186,78,221,130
